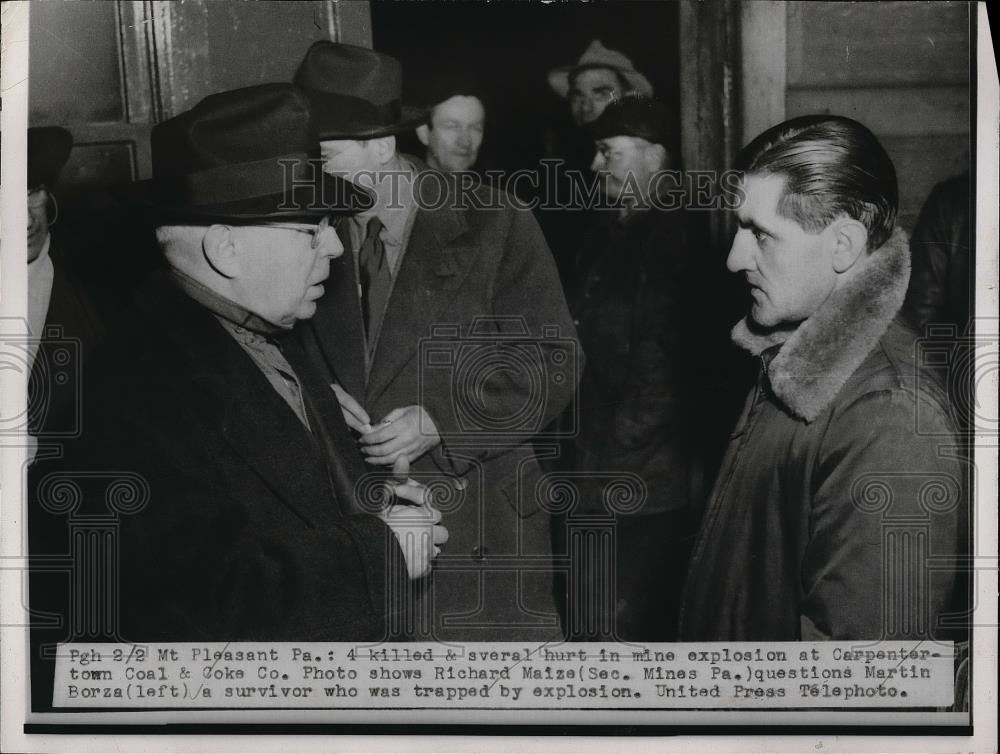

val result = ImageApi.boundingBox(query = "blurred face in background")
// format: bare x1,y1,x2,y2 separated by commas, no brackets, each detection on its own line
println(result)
591,135,659,204
569,67,626,126
27,187,50,263
417,95,485,172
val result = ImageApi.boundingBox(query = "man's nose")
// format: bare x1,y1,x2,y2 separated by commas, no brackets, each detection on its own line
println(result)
726,229,754,273
318,225,344,259
590,152,604,172
456,130,472,149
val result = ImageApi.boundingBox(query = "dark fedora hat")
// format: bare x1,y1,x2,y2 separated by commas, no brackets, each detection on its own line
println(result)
28,126,73,190
293,41,427,140
587,95,672,146
112,83,373,221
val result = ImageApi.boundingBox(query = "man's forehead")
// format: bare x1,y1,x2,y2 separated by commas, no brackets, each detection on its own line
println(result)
736,172,787,215
596,135,640,151
320,139,365,156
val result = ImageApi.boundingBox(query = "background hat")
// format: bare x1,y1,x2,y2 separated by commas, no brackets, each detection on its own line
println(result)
548,40,653,99
587,96,671,145
293,41,427,139
27,126,73,190
111,83,372,222
406,69,485,111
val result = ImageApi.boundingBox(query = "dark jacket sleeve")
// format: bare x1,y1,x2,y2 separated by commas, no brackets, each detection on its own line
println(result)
40,400,404,643
611,246,686,450
799,390,964,640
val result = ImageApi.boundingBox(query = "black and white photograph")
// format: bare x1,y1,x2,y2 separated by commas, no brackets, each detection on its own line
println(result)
0,1,995,752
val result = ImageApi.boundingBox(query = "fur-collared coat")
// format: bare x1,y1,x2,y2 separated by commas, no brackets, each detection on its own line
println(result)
678,230,966,641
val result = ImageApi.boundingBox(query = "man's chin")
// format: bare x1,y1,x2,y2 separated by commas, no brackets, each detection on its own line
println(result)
749,304,780,329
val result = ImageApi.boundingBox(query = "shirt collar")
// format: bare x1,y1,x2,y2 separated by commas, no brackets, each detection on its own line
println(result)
169,268,284,336
354,155,418,244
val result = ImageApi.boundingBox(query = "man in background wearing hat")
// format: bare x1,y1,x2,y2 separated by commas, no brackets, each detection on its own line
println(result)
542,40,655,285
548,39,654,128
566,96,700,640
412,72,486,174
29,85,445,706
293,42,579,643
24,127,107,456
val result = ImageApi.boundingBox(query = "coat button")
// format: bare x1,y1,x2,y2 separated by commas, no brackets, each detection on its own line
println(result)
471,545,488,559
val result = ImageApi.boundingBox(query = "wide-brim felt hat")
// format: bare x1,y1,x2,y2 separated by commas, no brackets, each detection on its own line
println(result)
587,96,670,145
548,40,653,100
111,82,373,222
294,41,427,140
27,126,73,190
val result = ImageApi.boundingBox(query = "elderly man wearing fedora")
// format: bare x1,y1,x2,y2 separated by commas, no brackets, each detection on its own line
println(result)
566,96,705,640
293,41,579,643
28,84,447,690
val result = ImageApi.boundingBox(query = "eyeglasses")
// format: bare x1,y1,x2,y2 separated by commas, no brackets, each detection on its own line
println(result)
261,214,339,249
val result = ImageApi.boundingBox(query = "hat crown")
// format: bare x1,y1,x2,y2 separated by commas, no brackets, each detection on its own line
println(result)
27,126,73,190
151,83,316,178
294,41,403,105
576,39,633,71
588,96,671,145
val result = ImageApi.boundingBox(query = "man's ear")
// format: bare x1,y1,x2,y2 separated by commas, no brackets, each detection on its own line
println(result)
202,224,239,280
373,135,397,164
643,143,668,172
827,217,869,273
416,124,430,147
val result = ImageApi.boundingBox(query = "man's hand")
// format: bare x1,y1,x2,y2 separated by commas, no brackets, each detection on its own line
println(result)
331,383,373,433
378,457,448,580
359,405,441,465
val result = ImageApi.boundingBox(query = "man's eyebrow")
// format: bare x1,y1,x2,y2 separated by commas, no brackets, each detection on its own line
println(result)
593,85,616,94
737,217,774,236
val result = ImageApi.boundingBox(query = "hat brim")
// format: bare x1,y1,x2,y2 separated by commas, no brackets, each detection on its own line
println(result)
301,86,428,140
110,171,374,222
316,105,428,140
547,65,653,100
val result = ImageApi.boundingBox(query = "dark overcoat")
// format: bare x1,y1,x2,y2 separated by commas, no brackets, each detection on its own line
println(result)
300,172,580,642
30,272,402,648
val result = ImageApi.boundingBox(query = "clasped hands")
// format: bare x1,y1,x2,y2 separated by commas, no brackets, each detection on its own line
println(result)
332,385,447,579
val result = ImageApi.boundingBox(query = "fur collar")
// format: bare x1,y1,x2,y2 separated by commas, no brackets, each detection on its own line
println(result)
731,227,910,422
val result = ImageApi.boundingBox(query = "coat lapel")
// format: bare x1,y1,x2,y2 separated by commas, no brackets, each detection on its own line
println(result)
366,202,474,405
138,274,337,526
302,225,368,400
280,333,370,514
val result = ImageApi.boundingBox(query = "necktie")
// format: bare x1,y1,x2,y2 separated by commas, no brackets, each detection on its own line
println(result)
358,215,389,343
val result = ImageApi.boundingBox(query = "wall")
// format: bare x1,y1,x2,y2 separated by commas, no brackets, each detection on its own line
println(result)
742,1,972,231
28,0,354,200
